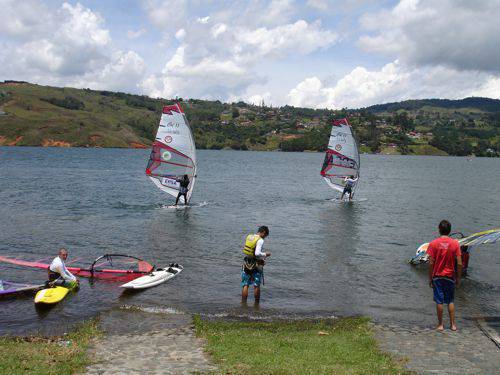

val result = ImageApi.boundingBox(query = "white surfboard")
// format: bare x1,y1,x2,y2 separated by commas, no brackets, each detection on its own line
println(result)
120,265,183,290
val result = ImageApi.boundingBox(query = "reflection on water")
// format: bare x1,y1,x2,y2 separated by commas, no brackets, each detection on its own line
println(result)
0,148,499,335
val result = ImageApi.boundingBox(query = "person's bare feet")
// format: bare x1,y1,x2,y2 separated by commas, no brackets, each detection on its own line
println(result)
436,325,444,332
450,325,457,331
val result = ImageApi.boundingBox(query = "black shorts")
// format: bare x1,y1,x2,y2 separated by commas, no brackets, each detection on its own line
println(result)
343,186,352,194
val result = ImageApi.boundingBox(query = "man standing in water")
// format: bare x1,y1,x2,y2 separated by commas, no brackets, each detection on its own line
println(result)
49,248,79,286
428,220,462,331
175,174,190,206
341,175,358,201
241,226,271,304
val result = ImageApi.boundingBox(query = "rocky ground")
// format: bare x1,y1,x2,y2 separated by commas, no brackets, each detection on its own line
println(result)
374,320,500,374
85,308,216,375
85,307,499,374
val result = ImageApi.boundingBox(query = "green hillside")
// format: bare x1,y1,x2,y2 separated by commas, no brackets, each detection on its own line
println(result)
0,81,498,156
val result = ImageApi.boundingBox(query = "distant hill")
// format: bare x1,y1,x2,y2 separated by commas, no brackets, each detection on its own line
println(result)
365,97,500,113
0,81,498,156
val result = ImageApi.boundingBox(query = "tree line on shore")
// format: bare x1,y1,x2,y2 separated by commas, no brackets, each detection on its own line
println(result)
0,82,498,156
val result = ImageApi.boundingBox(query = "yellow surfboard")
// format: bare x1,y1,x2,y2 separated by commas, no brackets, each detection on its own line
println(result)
34,283,76,305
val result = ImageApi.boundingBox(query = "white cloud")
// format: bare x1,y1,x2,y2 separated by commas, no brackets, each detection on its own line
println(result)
197,16,210,24
288,61,500,109
142,0,187,30
0,1,145,92
72,51,145,92
0,0,48,39
175,28,186,41
307,0,328,11
358,0,500,73
235,20,338,63
127,28,147,39
211,23,227,38
247,92,272,106
141,15,338,100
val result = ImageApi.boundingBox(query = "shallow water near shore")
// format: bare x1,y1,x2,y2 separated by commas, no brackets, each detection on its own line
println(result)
0,147,499,335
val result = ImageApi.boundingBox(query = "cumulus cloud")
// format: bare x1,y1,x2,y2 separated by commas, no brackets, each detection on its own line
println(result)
246,92,272,106
140,0,338,101
288,61,500,109
358,0,500,73
127,28,147,39
0,1,145,92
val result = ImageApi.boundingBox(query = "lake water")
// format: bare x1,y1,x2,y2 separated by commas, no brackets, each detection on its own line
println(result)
0,147,499,335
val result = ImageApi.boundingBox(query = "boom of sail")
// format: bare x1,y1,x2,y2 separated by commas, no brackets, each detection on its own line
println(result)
320,118,360,194
145,103,197,203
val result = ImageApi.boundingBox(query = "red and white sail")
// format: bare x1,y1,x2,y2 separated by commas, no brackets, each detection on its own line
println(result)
145,103,197,203
320,118,360,194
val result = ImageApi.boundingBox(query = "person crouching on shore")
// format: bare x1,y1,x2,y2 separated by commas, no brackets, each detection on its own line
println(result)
428,220,462,331
48,248,79,287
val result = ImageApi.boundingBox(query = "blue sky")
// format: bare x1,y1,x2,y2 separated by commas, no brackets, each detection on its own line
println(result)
1,0,500,108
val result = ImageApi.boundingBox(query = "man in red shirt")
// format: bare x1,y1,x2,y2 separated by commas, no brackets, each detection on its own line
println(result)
428,220,462,331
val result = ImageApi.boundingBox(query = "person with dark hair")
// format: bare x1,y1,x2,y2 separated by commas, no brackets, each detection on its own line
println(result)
428,220,462,331
175,174,190,206
241,226,271,304
341,175,358,201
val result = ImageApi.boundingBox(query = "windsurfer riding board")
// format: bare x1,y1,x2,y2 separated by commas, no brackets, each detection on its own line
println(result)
341,175,358,201
175,174,191,206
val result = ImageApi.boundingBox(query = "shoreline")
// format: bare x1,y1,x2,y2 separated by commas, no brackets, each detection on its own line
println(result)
1,144,498,157
2,308,499,374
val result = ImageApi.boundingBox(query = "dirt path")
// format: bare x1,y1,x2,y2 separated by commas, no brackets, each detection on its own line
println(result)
85,308,216,375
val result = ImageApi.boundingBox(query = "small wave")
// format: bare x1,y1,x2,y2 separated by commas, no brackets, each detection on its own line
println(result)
328,197,368,203
160,201,209,210
119,304,185,315
199,312,337,321
114,201,160,211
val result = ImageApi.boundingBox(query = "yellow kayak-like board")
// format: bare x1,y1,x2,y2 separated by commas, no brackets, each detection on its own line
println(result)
34,285,73,304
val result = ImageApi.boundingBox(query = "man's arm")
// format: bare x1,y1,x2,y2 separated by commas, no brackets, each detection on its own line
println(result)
59,263,77,282
254,239,271,257
428,256,435,288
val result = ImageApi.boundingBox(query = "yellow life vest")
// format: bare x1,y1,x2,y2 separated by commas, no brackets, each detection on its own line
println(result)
243,234,261,256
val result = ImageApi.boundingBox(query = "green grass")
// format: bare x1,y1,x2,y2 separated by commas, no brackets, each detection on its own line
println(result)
409,144,448,156
0,319,100,375
195,316,407,374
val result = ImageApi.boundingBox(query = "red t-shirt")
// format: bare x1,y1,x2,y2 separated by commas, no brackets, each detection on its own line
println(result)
427,236,461,279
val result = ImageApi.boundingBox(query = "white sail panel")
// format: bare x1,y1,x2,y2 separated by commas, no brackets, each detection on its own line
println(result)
146,104,197,203
320,118,360,194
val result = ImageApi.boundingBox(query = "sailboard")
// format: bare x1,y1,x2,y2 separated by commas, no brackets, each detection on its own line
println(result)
408,228,500,265
320,118,360,197
0,280,44,298
0,254,154,282
145,103,197,204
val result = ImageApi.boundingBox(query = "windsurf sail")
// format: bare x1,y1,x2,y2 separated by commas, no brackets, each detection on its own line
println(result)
320,118,360,195
0,254,154,282
145,103,197,204
408,228,500,264
0,280,44,297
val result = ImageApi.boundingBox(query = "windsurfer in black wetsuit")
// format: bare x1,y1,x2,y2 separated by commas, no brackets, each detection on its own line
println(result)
175,174,190,205
341,175,358,201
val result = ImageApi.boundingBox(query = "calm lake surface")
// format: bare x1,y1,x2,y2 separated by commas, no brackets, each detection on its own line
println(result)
0,147,499,335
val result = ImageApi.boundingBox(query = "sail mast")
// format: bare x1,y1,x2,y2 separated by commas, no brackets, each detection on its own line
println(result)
320,118,360,195
145,103,197,203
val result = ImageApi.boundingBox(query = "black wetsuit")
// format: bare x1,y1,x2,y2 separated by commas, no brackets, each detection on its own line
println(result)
175,177,190,205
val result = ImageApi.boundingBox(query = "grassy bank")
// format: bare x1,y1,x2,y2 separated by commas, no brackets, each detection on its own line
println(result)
0,319,100,375
194,316,407,374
